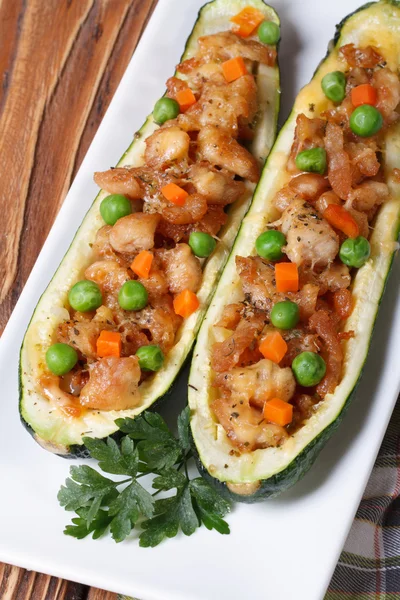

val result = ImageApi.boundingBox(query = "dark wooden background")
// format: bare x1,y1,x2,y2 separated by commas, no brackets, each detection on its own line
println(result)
0,0,157,596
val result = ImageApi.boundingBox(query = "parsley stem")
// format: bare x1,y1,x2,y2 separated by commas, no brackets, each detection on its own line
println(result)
152,489,162,497
116,478,132,485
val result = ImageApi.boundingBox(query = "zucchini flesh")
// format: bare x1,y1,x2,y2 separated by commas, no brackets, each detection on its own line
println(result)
189,0,400,501
19,0,280,455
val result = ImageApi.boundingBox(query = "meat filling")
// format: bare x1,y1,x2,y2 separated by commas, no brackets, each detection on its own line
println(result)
211,43,398,452
42,24,277,414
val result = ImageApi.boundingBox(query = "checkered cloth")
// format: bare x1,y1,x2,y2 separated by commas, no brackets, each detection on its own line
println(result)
118,398,400,600
325,397,400,599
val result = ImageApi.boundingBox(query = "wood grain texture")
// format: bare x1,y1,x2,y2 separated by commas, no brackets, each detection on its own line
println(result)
0,0,156,596
0,563,91,599
0,0,157,332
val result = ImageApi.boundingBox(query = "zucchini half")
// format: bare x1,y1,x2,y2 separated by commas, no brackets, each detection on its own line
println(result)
189,0,400,502
19,0,280,456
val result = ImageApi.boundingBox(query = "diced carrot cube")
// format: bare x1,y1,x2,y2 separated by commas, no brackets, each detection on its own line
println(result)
263,398,293,426
96,330,121,358
351,84,377,107
323,204,360,238
131,251,153,279
259,331,287,363
275,262,299,292
161,182,189,206
175,87,197,112
222,56,248,82
230,7,265,37
173,289,199,318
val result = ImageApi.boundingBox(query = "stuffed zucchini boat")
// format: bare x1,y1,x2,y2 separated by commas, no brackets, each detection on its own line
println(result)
19,0,280,456
189,0,400,502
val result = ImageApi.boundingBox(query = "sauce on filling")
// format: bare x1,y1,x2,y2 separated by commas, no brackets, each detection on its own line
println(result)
41,25,277,414
211,43,400,452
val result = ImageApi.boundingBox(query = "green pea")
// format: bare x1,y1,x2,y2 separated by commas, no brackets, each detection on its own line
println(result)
255,230,286,261
292,352,326,387
295,147,327,175
100,194,132,226
189,232,216,258
118,280,148,311
258,21,280,45
153,97,180,125
339,236,370,268
68,280,102,313
46,343,78,376
270,300,299,330
321,71,346,103
136,345,164,372
349,105,383,137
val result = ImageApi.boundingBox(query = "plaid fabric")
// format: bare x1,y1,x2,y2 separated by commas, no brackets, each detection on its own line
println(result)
118,398,400,600
325,397,400,599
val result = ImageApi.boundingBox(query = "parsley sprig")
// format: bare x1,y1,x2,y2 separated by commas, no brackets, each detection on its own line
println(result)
58,407,231,547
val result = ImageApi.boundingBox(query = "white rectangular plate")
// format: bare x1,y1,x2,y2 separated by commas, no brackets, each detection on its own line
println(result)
1,1,400,599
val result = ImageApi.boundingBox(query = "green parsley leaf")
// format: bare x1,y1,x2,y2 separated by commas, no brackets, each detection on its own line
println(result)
178,484,200,535
59,408,232,548
116,412,183,471
58,478,95,512
86,496,102,527
108,481,154,543
196,511,230,535
58,466,117,512
152,468,187,491
139,483,199,548
139,474,231,547
64,508,112,540
64,518,89,540
139,510,179,548
116,411,170,437
152,496,177,516
109,492,139,543
190,478,230,535
82,436,138,477
69,464,114,487
177,406,191,454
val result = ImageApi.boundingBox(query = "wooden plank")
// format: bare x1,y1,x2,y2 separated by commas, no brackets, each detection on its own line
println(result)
87,588,118,600
0,562,122,599
0,0,157,595
0,563,20,599
0,563,89,599
11,0,133,305
73,0,158,177
0,0,94,310
0,0,157,332
0,0,26,111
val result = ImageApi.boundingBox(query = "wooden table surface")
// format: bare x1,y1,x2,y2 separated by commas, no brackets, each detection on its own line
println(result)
0,0,157,597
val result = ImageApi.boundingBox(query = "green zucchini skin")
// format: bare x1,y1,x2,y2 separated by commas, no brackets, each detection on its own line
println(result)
219,253,400,503
193,364,356,503
19,0,280,457
189,0,400,502
332,2,375,46
19,362,180,459
192,246,399,502
19,320,194,457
